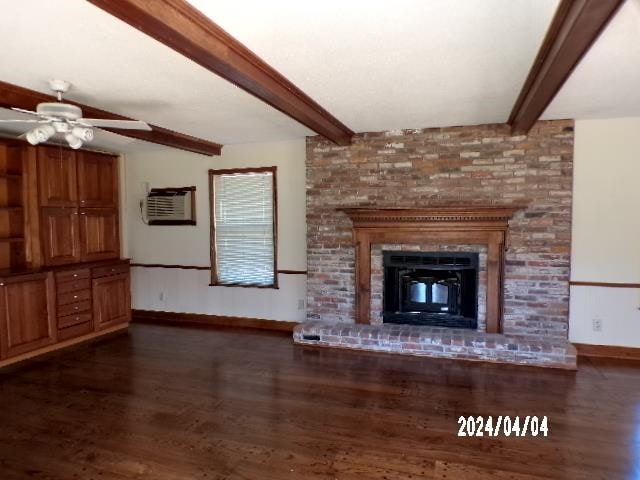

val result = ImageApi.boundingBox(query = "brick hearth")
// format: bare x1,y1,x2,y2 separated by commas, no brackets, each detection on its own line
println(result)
294,322,577,370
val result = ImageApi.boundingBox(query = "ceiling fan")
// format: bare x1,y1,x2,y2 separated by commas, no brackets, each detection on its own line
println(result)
0,79,151,150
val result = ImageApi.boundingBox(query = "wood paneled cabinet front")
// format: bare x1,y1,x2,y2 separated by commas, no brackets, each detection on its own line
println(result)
0,272,56,359
37,147,78,207
41,207,81,265
77,151,118,208
37,147,120,266
79,208,119,262
93,272,131,331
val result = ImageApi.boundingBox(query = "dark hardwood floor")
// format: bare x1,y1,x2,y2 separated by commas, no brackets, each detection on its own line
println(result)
1,323,639,479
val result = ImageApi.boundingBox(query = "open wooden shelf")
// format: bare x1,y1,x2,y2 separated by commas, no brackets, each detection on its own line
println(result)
0,144,27,270
0,237,25,243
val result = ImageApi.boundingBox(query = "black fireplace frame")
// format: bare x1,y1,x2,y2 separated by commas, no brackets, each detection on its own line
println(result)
382,251,479,329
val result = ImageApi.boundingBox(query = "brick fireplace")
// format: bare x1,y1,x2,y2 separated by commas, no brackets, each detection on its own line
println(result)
298,120,576,368
339,206,519,333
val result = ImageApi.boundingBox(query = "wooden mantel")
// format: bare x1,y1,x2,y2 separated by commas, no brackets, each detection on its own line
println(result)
339,206,523,333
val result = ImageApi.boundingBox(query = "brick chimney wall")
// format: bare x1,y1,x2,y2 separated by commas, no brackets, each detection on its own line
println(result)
305,120,574,340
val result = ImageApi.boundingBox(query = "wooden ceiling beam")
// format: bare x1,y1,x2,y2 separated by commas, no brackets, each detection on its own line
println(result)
87,0,355,146
508,0,624,133
0,80,222,156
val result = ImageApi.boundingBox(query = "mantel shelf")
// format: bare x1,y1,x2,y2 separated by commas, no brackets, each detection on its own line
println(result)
338,206,524,227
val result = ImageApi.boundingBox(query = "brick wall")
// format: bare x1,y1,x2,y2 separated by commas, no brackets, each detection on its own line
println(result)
306,120,574,341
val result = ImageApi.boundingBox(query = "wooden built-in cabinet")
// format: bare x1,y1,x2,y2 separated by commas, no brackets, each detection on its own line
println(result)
37,146,120,266
77,151,118,208
41,207,81,265
79,208,120,262
0,272,56,359
93,271,131,331
37,147,78,207
0,140,130,367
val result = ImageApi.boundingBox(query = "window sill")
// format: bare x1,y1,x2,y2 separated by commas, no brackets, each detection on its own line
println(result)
209,282,279,290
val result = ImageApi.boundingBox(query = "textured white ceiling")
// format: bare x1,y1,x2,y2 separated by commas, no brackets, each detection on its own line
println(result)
543,0,640,120
190,0,559,132
0,0,636,153
0,0,313,147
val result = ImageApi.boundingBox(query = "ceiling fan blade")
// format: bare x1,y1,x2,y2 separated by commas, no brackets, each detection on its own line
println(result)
79,119,152,131
0,119,42,124
11,107,40,116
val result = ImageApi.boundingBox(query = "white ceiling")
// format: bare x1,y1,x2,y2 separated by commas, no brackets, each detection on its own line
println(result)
0,0,638,153
0,0,313,147
191,0,559,132
543,0,640,119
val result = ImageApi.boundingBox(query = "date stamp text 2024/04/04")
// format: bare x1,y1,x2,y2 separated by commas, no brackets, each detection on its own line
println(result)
457,416,549,437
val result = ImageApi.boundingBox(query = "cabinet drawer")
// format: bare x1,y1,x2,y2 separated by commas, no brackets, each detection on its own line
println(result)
58,288,91,305
58,321,93,341
56,268,90,283
58,311,92,329
57,300,91,317
57,278,91,294
93,263,129,278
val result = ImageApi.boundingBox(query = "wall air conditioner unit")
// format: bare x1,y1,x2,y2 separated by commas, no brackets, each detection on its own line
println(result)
145,186,196,225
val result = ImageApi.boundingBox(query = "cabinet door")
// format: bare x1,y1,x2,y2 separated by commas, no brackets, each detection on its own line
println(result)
93,273,130,331
79,208,119,262
77,151,118,208
37,146,77,207
41,207,81,265
0,272,56,359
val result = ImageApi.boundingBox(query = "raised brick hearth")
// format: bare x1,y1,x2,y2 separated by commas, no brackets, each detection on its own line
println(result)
293,322,577,369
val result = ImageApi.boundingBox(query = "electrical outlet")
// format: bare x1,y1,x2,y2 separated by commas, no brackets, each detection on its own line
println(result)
298,299,305,310
592,318,603,332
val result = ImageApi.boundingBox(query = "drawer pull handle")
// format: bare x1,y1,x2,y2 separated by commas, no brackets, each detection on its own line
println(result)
75,316,80,320
73,274,78,278
73,295,78,299
111,269,115,272
0,283,4,286
74,306,79,310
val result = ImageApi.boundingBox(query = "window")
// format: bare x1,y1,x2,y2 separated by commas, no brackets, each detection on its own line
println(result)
209,167,277,288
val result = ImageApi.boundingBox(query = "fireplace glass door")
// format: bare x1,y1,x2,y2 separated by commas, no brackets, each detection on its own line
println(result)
383,251,479,329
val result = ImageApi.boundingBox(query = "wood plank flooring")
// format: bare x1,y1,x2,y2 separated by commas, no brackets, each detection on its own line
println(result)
0,323,639,479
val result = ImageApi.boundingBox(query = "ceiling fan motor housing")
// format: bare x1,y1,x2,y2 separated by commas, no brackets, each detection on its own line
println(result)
36,102,82,121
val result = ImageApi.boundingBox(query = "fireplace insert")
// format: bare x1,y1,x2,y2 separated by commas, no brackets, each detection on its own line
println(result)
383,251,478,329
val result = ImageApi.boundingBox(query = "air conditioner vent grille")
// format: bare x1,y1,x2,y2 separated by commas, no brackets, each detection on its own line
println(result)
145,186,196,225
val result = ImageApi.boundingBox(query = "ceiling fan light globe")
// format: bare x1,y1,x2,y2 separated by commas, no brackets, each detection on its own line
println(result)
71,127,94,142
25,125,56,145
25,130,41,145
65,133,83,150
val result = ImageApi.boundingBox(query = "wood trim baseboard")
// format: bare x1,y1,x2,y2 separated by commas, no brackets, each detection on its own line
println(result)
132,309,298,332
0,323,129,369
574,343,640,361
130,263,307,274
570,281,640,288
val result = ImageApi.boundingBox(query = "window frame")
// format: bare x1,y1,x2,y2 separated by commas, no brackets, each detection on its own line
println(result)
208,166,278,289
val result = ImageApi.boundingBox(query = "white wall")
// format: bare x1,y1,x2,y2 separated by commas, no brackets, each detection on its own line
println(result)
569,118,640,346
123,139,307,321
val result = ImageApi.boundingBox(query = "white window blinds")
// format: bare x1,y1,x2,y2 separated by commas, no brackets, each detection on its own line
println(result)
212,170,276,286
